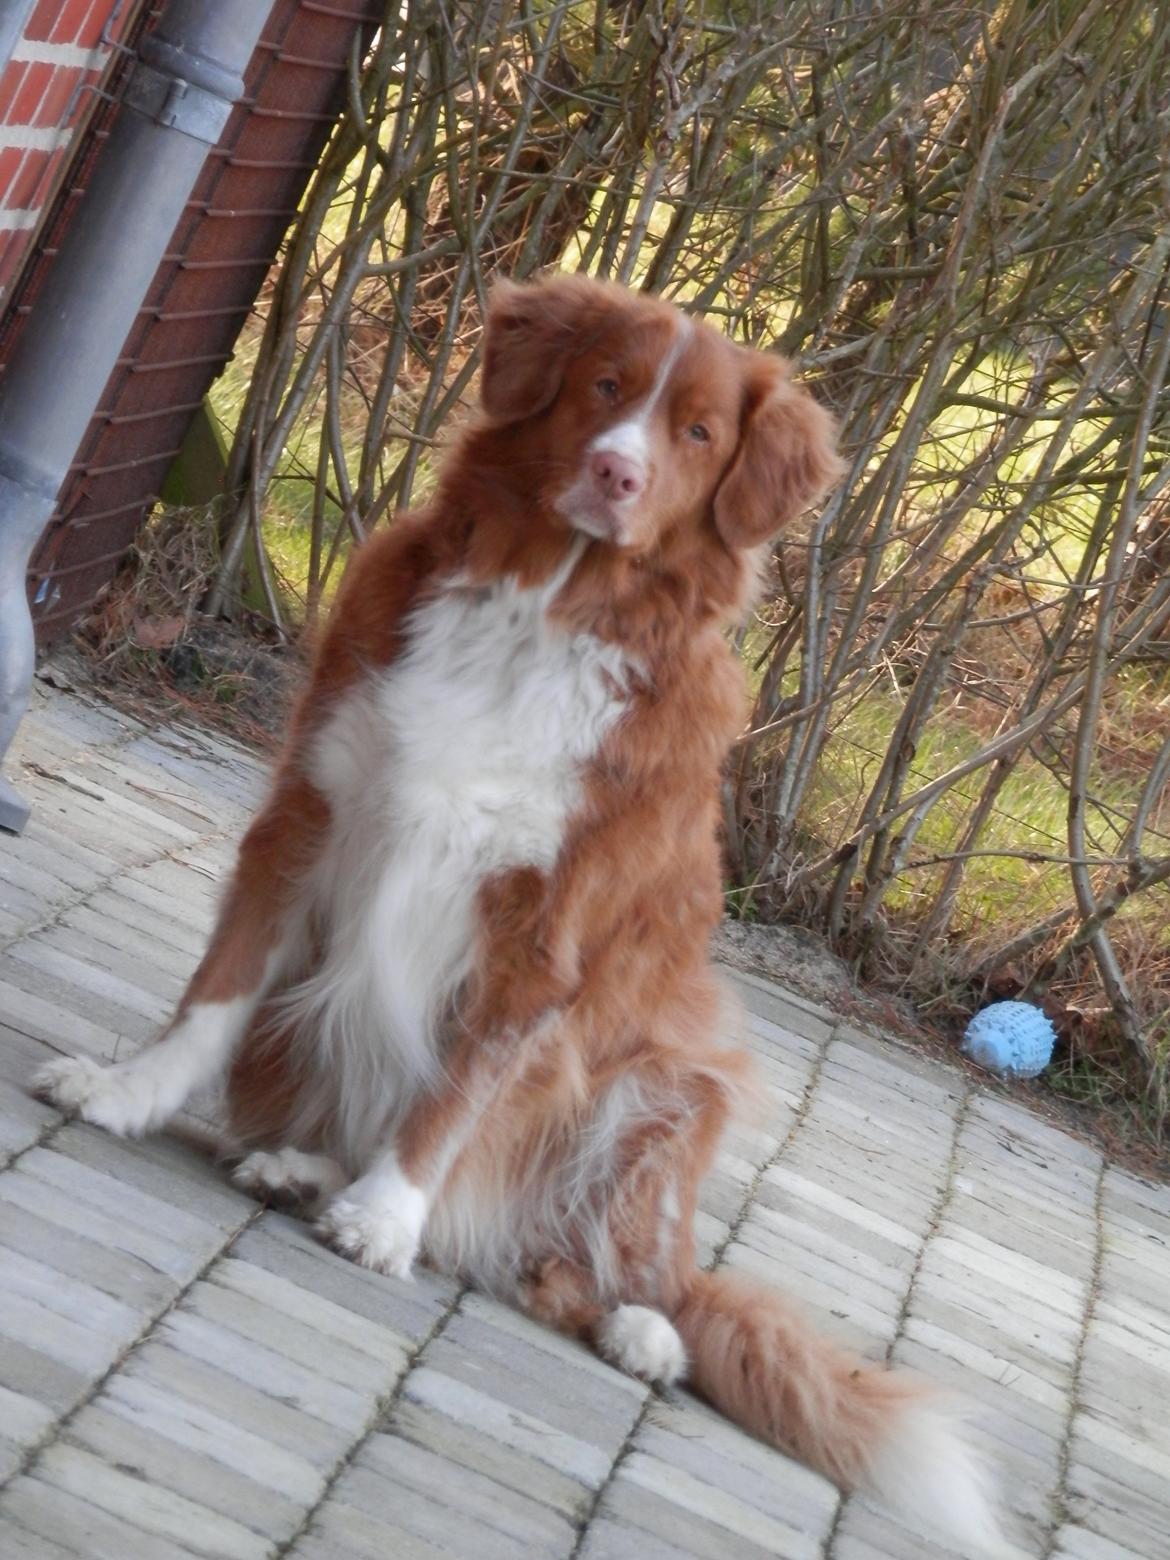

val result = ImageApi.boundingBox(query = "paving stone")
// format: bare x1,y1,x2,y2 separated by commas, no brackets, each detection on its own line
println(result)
457,1291,643,1395
0,1335,90,1425
730,1224,904,1327
50,1123,251,1230
34,923,187,1004
578,1515,697,1560
109,873,217,935
0,1166,205,1289
119,1340,347,1469
182,1276,406,1393
759,1163,923,1252
0,979,124,1060
388,1394,589,1524
6,1444,268,1560
1051,1523,1148,1559
324,1432,577,1557
64,1398,307,1543
0,956,155,1049
0,1478,196,1559
4,686,1170,1560
0,1080,55,1164
402,1367,615,1486
893,1333,1067,1452
6,940,170,1027
725,969,835,1043
84,885,207,960
1065,1455,1170,1559
899,1312,1069,1418
0,1025,53,1093
600,1452,824,1560
58,905,196,985
640,1393,837,1539
969,1094,1103,1171
3,819,117,893
421,1315,641,1458
206,1255,413,1363
945,1189,1094,1280
290,1497,454,1560
157,1308,375,1434
231,1212,458,1341
16,1144,230,1252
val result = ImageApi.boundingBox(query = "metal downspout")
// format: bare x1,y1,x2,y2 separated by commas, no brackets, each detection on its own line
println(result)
0,0,276,835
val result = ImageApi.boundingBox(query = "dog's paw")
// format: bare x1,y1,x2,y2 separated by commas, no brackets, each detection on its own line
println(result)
33,1056,161,1137
315,1196,422,1279
598,1305,686,1386
233,1148,346,1207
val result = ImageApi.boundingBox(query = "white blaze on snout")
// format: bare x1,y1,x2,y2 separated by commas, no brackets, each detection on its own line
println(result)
586,318,691,479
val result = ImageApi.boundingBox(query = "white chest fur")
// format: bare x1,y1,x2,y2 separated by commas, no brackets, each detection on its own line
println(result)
291,565,635,1158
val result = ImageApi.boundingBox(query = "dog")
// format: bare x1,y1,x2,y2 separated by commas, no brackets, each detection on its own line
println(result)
37,273,1000,1551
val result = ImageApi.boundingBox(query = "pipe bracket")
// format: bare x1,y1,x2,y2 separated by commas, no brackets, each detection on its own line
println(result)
124,59,235,145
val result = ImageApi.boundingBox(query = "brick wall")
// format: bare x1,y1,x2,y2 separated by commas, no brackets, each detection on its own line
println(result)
0,0,141,303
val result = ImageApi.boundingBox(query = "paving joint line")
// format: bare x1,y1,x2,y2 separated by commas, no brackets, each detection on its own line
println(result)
1040,1152,1107,1559
272,1280,470,1556
709,1018,835,1270
0,1107,79,1177
5,1199,266,1493
567,1388,654,1560
0,813,237,959
822,1074,974,1559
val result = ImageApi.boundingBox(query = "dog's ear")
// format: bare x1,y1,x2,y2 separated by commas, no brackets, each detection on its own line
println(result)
480,274,603,424
713,358,843,549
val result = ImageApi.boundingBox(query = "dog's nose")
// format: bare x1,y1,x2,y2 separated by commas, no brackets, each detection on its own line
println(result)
590,449,644,501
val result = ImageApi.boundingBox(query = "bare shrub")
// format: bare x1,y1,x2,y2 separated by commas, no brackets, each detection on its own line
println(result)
205,0,1170,1109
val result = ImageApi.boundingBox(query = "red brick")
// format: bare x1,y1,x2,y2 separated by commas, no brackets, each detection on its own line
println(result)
0,63,28,122
52,0,114,48
10,62,53,125
9,146,50,209
33,65,84,129
0,146,23,203
27,0,67,44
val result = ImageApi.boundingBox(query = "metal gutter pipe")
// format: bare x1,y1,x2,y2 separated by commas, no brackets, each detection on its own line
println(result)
0,0,276,834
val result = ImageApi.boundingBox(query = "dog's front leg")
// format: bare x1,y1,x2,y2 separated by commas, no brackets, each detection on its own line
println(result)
315,1024,504,1277
316,1002,554,1278
317,864,571,1277
35,768,329,1137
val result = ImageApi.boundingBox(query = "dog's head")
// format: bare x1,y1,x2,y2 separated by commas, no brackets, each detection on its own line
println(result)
479,273,843,556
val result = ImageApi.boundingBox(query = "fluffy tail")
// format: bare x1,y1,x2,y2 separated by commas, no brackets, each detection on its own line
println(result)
673,1270,1004,1555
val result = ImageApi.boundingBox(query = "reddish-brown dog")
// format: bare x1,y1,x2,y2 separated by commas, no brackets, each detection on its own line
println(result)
37,274,999,1550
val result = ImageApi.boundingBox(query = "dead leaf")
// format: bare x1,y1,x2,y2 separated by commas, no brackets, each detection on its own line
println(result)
133,615,186,650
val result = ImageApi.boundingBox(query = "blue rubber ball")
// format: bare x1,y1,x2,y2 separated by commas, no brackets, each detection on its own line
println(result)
962,1000,1057,1079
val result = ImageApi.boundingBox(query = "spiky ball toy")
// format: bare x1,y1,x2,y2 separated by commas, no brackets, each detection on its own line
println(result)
961,1000,1056,1079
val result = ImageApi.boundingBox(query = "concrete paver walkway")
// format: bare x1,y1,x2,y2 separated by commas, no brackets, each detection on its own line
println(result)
1,678,1168,1559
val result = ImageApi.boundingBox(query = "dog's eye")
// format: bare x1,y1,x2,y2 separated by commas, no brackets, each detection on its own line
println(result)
688,423,710,443
596,378,619,401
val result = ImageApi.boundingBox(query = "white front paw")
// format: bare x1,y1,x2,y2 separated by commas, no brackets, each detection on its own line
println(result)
598,1305,687,1386
33,1056,162,1138
316,1197,421,1279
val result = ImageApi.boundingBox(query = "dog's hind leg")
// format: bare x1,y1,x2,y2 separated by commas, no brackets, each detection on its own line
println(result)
232,1146,347,1208
35,768,330,1137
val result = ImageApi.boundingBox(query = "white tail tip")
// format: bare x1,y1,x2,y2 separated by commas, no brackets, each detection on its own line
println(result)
868,1396,1010,1557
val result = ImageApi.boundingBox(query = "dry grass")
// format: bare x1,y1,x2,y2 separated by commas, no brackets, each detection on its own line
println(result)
76,505,300,749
